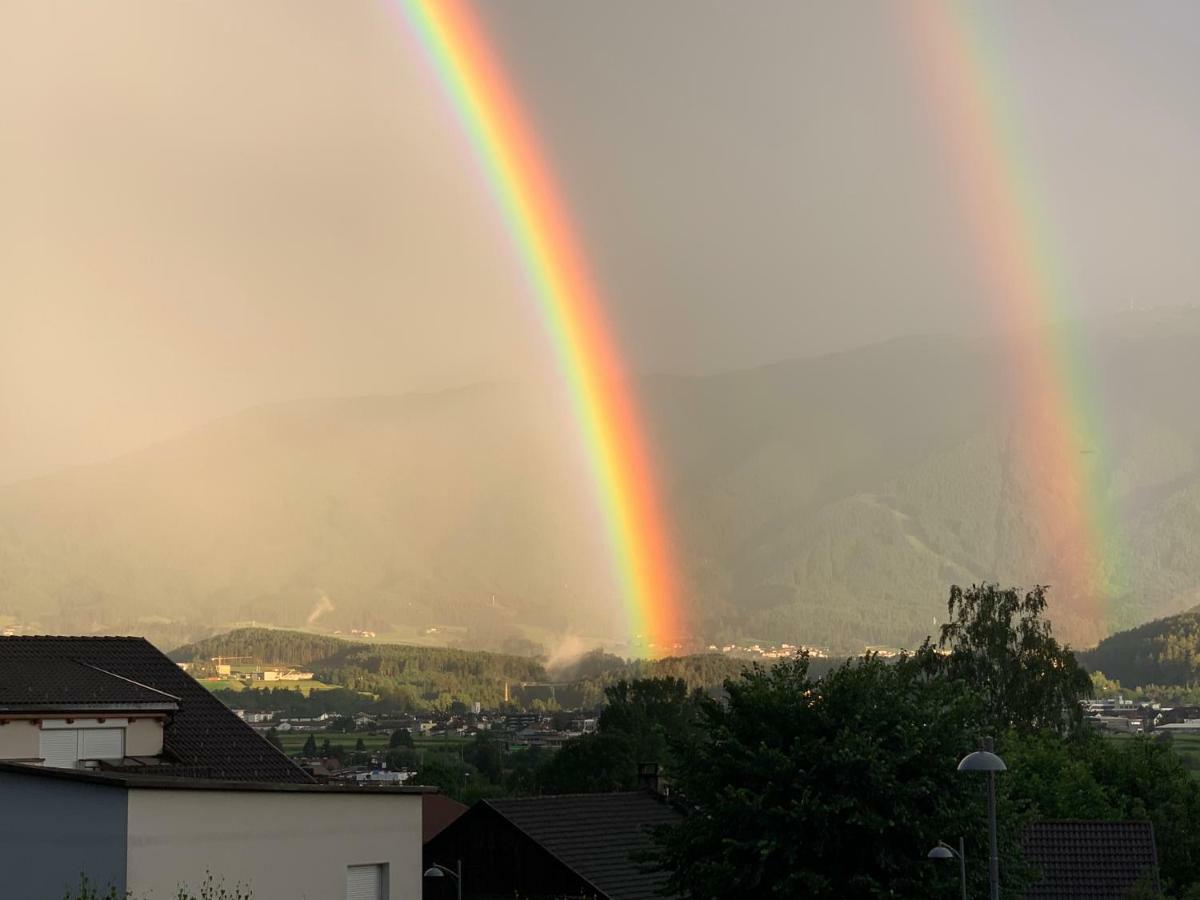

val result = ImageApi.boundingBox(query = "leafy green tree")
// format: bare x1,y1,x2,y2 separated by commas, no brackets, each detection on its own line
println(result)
598,676,701,766
533,677,704,794
1002,729,1200,896
653,654,1011,899
927,584,1092,734
417,756,470,798
385,748,416,771
537,732,638,794
354,737,366,752
503,746,548,796
463,731,504,782
301,734,318,756
389,728,414,748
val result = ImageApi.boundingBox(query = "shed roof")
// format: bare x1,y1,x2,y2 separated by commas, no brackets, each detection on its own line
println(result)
1022,819,1160,898
483,792,683,900
0,636,310,783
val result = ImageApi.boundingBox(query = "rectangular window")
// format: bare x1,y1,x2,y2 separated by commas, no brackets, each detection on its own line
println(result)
346,864,386,900
39,729,80,768
81,728,125,761
38,727,126,768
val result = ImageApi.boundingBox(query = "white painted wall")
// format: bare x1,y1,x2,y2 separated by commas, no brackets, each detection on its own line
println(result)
126,789,422,900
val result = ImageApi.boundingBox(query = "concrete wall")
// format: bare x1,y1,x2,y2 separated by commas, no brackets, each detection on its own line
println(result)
127,789,422,900
0,719,41,759
0,768,128,898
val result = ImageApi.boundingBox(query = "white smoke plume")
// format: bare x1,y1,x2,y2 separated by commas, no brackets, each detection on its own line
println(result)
307,593,335,625
544,634,587,672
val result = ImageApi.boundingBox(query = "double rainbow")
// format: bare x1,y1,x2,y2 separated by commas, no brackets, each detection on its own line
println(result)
901,1,1120,632
397,0,681,650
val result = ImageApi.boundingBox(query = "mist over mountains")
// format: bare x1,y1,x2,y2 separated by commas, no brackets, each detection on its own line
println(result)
3,308,1200,654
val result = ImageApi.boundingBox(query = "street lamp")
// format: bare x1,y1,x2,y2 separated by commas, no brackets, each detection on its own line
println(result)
927,838,967,900
423,860,462,900
958,740,1006,900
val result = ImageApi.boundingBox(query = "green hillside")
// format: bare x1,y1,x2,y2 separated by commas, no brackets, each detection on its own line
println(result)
1079,606,1200,687
170,627,751,711
6,309,1200,652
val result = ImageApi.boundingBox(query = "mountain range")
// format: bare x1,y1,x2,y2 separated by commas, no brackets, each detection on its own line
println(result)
4,307,1200,653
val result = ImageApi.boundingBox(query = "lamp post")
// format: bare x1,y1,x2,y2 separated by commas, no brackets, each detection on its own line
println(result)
958,739,1006,900
927,838,967,900
423,860,462,900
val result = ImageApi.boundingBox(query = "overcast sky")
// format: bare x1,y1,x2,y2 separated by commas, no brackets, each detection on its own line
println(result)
2,1,1199,483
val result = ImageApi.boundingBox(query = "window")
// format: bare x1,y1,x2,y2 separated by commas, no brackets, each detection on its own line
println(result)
346,864,386,900
38,727,126,768
81,728,125,761
38,729,80,768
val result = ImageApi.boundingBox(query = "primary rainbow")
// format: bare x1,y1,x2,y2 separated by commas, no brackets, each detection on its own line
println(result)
396,0,682,650
901,1,1121,634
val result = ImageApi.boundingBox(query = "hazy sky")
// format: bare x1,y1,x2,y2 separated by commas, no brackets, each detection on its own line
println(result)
3,1,1199,483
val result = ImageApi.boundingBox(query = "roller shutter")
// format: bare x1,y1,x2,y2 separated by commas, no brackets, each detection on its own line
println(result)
345,864,382,900
81,728,125,760
39,729,80,768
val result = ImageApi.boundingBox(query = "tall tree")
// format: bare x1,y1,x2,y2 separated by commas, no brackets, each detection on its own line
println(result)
928,584,1092,734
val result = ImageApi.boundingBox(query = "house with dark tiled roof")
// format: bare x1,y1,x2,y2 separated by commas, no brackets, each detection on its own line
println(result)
0,636,429,899
0,635,310,781
1022,820,1161,898
423,791,684,900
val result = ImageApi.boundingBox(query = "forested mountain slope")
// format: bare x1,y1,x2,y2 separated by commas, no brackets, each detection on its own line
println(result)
5,309,1200,652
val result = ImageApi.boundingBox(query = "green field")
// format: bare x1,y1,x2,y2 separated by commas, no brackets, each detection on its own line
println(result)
197,678,338,696
276,731,470,754
278,732,392,753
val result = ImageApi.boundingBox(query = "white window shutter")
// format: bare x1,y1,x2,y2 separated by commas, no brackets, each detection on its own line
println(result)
81,728,125,760
345,864,382,900
39,729,81,768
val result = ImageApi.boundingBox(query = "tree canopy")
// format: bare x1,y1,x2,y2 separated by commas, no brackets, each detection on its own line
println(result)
927,583,1092,734
654,653,1005,899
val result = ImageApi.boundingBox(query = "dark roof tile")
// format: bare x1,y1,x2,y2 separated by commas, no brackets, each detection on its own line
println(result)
1022,819,1160,898
485,792,684,900
0,636,311,784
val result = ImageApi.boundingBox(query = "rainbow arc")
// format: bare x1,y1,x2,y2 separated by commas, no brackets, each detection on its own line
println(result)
398,0,681,650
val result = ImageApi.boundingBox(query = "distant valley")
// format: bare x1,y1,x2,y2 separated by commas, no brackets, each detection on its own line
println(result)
5,308,1200,653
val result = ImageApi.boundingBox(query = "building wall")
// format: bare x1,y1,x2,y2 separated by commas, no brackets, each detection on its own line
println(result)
0,769,128,898
0,719,40,759
127,789,423,900
125,717,164,756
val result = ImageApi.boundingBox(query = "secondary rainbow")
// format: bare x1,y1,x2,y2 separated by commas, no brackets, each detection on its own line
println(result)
901,1,1121,633
396,0,681,650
